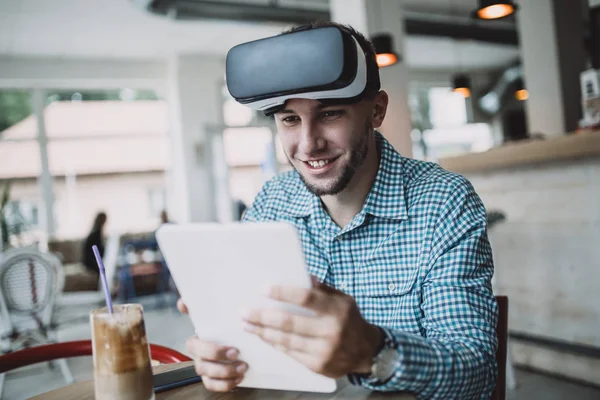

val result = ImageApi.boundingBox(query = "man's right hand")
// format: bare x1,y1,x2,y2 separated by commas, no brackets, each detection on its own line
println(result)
178,299,248,391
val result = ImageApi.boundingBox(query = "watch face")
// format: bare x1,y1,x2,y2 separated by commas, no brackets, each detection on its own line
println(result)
372,347,399,381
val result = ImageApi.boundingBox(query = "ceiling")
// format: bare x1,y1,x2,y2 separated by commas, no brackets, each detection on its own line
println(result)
402,0,487,16
0,0,520,70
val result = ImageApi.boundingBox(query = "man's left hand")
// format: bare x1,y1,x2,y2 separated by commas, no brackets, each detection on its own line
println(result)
241,280,383,378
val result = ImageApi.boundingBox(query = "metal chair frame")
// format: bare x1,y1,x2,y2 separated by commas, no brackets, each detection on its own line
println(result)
0,248,73,398
0,339,192,373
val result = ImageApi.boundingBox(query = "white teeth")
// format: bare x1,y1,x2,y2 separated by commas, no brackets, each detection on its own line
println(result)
308,159,330,168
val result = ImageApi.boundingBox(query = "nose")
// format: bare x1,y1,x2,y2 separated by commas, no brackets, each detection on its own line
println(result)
298,120,326,155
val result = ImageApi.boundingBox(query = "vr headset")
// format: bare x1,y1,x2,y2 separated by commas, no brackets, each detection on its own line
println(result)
225,26,380,116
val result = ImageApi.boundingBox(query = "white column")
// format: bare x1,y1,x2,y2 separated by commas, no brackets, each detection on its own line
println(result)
31,89,56,238
209,127,234,223
330,0,413,157
516,0,586,135
165,55,224,223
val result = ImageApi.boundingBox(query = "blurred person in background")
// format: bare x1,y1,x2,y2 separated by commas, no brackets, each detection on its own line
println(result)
160,209,170,225
234,200,247,221
81,211,107,283
181,21,498,399
155,209,172,242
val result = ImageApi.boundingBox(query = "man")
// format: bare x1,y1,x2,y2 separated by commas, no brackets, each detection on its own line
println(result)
181,22,498,399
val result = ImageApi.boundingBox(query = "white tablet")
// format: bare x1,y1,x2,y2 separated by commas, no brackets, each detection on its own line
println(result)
155,222,336,393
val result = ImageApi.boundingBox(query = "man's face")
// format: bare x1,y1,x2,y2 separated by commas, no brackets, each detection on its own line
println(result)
274,95,385,196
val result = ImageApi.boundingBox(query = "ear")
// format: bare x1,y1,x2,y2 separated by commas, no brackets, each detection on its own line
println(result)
371,90,388,129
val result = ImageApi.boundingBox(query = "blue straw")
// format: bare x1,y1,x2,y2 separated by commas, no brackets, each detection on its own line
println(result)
92,245,113,314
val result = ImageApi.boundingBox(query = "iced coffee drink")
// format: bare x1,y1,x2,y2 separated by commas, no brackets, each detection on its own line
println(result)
91,304,155,400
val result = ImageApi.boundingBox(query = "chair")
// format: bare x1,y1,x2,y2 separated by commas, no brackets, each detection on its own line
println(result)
118,238,174,308
0,248,73,398
0,339,192,374
492,295,509,400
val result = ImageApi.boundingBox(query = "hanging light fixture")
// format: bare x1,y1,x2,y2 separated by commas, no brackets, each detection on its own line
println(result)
449,0,471,98
473,0,518,20
371,34,399,68
515,78,529,101
453,74,472,98
370,1,399,68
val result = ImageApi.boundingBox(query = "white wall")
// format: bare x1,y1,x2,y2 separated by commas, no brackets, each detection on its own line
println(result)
0,57,166,90
465,157,600,384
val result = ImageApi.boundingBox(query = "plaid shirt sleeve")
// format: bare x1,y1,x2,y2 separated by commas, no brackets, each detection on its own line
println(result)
351,185,498,399
241,180,273,223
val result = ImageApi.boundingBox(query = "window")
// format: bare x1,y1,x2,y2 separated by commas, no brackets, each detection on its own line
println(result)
2,200,39,231
428,88,468,127
223,98,255,127
409,85,493,161
0,195,40,249
45,89,159,104
0,90,42,247
47,89,169,237
1,87,170,241
219,84,288,209
148,188,166,218
0,90,32,133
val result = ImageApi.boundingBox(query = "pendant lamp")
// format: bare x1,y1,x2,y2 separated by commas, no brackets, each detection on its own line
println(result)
453,74,472,98
371,34,399,68
473,0,518,20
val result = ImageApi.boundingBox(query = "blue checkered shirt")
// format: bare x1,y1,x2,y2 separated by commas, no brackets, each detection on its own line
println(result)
243,132,498,399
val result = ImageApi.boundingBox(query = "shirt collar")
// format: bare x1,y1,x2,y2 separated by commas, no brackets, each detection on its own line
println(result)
287,131,408,221
362,131,408,220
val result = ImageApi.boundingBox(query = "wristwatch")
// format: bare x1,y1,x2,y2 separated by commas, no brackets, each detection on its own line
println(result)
353,327,399,384
366,345,399,383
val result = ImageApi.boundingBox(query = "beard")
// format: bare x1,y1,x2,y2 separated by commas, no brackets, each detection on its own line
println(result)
292,122,371,196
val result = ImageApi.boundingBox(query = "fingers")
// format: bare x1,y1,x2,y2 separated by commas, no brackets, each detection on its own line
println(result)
310,275,320,287
316,281,340,294
284,349,341,378
194,359,247,392
194,359,247,379
241,308,319,337
267,286,329,312
202,376,244,392
177,299,188,314
186,336,247,392
243,322,319,352
186,336,240,361
275,346,338,378
309,276,339,294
